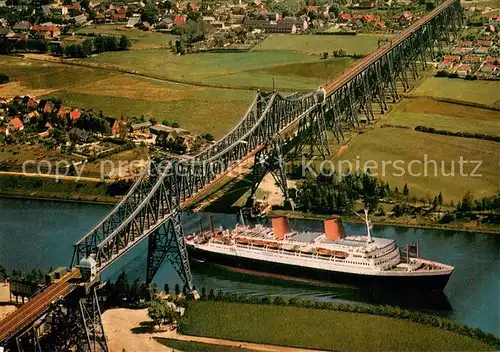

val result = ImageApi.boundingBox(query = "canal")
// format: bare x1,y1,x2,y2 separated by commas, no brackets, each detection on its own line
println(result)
0,197,498,336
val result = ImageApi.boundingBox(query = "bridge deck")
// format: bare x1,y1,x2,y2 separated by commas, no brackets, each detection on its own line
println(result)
0,268,81,343
323,0,457,96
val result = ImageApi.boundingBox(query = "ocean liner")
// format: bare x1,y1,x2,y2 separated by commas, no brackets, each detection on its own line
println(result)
185,213,454,291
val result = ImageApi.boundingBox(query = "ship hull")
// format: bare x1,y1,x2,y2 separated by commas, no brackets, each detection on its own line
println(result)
187,246,452,291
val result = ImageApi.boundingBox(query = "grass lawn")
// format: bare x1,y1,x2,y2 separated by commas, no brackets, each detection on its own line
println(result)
411,77,500,107
382,98,500,135
180,302,493,351
153,338,255,352
330,127,500,202
255,33,390,55
74,24,178,49
0,56,255,138
84,49,347,90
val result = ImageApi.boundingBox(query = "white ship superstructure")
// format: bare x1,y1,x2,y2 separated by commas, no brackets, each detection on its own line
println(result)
185,215,454,290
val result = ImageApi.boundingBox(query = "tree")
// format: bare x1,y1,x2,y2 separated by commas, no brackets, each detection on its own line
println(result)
458,191,474,212
164,282,170,293
329,5,340,17
162,120,170,126
114,271,130,303
201,133,214,141
141,4,157,24
438,192,443,206
170,122,179,128
394,186,399,195
82,38,93,57
148,299,164,328
11,268,23,281
322,52,329,59
80,0,89,10
0,74,9,84
425,1,435,11
0,265,8,281
432,196,439,208
119,35,131,51
403,183,409,201
174,283,180,295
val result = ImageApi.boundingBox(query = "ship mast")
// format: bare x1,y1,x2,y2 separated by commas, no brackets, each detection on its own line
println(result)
352,208,373,243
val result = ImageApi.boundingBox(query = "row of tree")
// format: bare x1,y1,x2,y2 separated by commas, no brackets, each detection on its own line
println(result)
415,125,500,143
457,191,500,213
0,264,47,286
294,171,391,213
52,35,131,58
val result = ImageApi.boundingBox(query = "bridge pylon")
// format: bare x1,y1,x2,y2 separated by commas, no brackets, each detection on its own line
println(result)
248,137,293,209
293,104,330,159
146,211,194,292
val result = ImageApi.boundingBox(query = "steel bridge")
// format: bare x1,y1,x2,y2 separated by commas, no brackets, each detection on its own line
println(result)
1,0,462,350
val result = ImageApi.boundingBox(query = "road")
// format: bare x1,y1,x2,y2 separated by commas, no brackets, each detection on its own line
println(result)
0,171,109,183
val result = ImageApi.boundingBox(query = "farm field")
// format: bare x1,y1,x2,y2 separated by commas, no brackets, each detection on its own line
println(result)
84,49,356,90
74,24,177,49
383,98,500,135
330,127,500,202
255,33,390,55
411,77,500,107
0,56,254,138
180,302,493,351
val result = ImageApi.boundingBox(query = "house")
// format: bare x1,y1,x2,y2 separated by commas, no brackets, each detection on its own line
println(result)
338,13,351,22
438,60,453,70
150,124,188,137
173,15,186,26
111,13,127,22
489,14,500,25
0,27,13,38
306,5,319,13
56,105,67,119
38,100,54,114
463,56,481,64
443,55,460,63
485,56,500,64
30,25,61,39
359,1,376,9
70,109,81,121
48,4,68,16
480,63,497,73
63,3,81,12
392,11,412,25
455,40,473,47
109,118,128,136
476,39,492,47
12,21,31,33
41,5,51,16
281,17,308,31
126,15,142,28
9,117,24,131
24,97,39,109
473,46,489,55
130,121,152,132
451,47,467,55
94,13,105,24
72,14,88,25
69,128,90,142
376,21,385,30
211,21,225,29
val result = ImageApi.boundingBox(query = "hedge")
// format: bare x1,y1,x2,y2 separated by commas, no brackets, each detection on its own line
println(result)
414,126,500,143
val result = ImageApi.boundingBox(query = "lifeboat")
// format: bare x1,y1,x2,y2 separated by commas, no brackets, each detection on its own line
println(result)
333,251,349,259
264,241,280,249
251,240,265,247
235,237,249,244
316,248,334,257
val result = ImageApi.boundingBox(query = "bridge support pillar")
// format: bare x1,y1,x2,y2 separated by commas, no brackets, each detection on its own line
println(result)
248,138,293,210
293,105,330,159
146,212,195,293
75,287,108,352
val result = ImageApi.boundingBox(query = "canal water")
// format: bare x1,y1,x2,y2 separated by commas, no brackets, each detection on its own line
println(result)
0,197,498,336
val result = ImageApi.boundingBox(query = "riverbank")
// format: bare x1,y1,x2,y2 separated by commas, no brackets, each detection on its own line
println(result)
0,174,119,205
269,210,500,234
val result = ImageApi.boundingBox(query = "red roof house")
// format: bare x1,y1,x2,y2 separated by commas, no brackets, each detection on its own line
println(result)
70,109,81,121
174,15,186,25
10,117,24,131
443,55,460,62
476,39,492,47
339,13,351,22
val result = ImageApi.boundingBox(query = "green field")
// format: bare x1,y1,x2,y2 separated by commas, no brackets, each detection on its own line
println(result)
331,127,500,202
85,49,332,90
411,77,500,107
0,56,254,138
255,33,389,55
154,338,254,352
180,302,493,351
383,98,500,135
74,24,178,49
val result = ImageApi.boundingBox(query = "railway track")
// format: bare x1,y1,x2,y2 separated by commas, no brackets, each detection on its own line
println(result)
0,269,80,343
